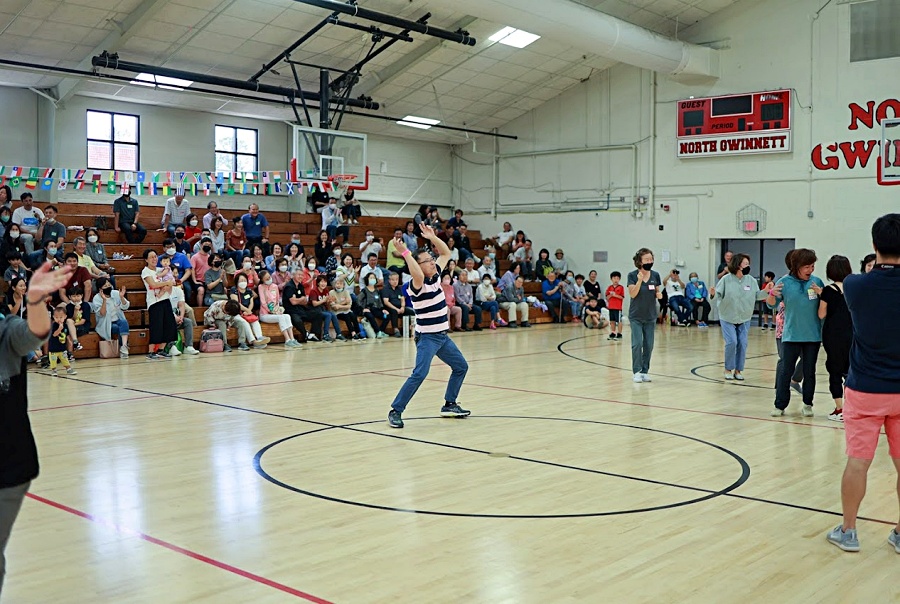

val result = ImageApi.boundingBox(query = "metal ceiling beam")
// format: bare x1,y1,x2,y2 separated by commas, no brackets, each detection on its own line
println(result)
91,53,380,110
329,18,413,42
353,16,478,98
249,12,336,82
291,0,476,46
56,0,170,104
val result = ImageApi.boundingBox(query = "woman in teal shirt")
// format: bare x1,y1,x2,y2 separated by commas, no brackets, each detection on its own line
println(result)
767,248,824,417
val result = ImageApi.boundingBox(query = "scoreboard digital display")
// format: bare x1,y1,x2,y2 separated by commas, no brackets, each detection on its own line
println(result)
677,89,793,159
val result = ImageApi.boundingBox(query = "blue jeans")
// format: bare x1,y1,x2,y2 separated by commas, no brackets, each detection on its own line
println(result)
480,300,499,321
721,321,749,371
668,295,693,323
568,301,583,319
391,332,469,413
630,319,656,374
321,310,340,336
110,318,130,344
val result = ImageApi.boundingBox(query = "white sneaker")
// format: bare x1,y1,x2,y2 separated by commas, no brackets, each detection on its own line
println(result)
184,346,199,355
119,345,129,359
253,336,271,347
771,407,785,417
633,373,643,383
801,404,814,417
724,371,734,380
169,347,182,356
641,373,652,382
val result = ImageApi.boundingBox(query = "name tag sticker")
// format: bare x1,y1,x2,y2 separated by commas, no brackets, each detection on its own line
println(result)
648,285,655,290
127,204,133,209
743,285,751,291
808,288,817,300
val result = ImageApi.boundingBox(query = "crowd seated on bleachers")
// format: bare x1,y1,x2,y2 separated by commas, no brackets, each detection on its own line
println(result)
0,192,646,365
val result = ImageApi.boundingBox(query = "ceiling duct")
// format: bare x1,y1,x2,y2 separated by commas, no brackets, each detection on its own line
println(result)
452,0,719,78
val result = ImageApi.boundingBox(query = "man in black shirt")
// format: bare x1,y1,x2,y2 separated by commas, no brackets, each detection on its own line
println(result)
281,268,322,342
382,271,415,337
1,261,73,595
452,223,474,263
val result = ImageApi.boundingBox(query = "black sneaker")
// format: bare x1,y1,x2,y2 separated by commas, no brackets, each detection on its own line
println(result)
473,325,483,331
147,352,160,360
157,350,171,358
388,409,404,428
440,402,471,417
521,322,532,328
608,333,617,340
616,333,624,339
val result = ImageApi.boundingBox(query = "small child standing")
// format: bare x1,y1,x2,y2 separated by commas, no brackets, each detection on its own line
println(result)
66,286,92,340
760,271,776,329
605,271,625,340
48,306,77,377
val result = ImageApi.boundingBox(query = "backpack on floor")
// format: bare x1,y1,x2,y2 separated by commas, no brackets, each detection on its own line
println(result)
199,328,224,353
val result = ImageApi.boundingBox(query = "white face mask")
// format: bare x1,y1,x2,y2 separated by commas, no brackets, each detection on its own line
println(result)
366,234,374,241
237,282,247,291
278,265,288,273
263,279,272,285
368,278,377,286
308,263,317,270
292,238,301,244
483,280,491,285
10,231,20,239
333,249,341,256
47,247,57,255
189,219,198,227
88,235,98,243
242,262,252,269
166,248,176,256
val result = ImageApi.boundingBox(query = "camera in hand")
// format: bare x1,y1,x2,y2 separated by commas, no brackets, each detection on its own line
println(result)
673,269,680,275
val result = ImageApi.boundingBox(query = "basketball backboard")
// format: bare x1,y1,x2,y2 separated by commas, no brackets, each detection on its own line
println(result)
291,125,367,188
879,118,900,186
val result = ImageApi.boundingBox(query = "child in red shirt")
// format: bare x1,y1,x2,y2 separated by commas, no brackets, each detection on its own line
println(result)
605,271,625,340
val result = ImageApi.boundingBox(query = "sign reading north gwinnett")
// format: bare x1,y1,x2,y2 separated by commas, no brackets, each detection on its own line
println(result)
676,89,792,159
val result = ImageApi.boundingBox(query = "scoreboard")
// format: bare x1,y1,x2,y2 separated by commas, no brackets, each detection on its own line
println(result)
676,89,792,159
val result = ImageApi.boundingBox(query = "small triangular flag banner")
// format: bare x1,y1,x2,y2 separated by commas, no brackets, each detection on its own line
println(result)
135,182,143,195
11,167,22,177
285,182,295,195
92,181,100,193
74,181,84,190
227,185,235,196
137,172,146,183
42,168,54,179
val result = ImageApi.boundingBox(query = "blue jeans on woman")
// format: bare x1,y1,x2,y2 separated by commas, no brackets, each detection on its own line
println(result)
480,300,500,322
630,319,656,375
321,310,341,337
721,321,749,371
391,332,468,413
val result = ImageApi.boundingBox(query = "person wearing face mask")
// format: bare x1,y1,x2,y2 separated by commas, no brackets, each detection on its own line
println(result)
360,229,384,267
183,213,203,246
766,249,825,416
286,233,305,256
302,258,320,298
159,194,191,237
328,276,362,339
476,274,503,328
321,199,350,248
272,258,292,293
172,227,192,256
158,239,194,304
235,257,260,292
11,193,44,254
258,270,302,348
203,253,228,306
712,253,771,383
83,228,116,285
685,272,711,327
28,239,62,273
190,237,214,306
478,256,497,285
229,274,270,351
0,222,27,274
90,276,131,358
359,273,389,338
38,205,66,249
627,248,663,383
0,206,12,240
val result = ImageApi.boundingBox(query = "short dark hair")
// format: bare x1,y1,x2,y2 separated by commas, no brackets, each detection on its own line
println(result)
163,238,175,247
6,250,21,261
20,192,32,201
367,253,377,260
788,249,817,276
95,277,111,291
872,213,900,258
728,253,750,275
610,271,621,279
826,255,852,282
633,248,654,269
208,252,223,267
316,275,328,285
455,209,463,215
45,204,58,213
575,274,585,280
524,239,532,244
143,248,155,259
860,253,876,273
764,271,775,280
67,286,84,297
200,237,212,245
223,300,240,315
63,252,78,262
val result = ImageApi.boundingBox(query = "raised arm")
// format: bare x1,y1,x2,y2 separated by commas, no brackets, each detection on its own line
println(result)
420,224,451,268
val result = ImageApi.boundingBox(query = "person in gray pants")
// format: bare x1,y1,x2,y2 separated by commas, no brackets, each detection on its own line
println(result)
1,261,72,596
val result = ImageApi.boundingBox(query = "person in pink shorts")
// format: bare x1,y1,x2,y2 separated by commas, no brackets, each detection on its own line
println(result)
826,213,900,553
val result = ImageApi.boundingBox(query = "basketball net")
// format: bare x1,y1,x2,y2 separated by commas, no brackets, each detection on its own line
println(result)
328,174,358,198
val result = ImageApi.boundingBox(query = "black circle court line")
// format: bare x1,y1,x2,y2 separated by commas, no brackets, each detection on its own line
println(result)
557,335,777,385
254,415,752,519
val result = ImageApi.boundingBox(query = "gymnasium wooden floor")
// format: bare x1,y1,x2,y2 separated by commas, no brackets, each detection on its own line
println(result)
8,323,900,603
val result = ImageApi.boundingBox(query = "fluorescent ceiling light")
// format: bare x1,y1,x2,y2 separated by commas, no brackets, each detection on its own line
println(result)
131,72,193,91
397,115,441,130
488,26,540,48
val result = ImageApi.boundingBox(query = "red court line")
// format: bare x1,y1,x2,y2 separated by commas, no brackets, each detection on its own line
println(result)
26,492,333,603
373,372,845,431
30,394,159,413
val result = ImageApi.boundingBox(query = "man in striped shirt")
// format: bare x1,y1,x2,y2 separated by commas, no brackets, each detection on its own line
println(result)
388,224,470,428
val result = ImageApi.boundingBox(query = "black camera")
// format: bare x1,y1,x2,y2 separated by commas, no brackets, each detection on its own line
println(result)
673,269,680,275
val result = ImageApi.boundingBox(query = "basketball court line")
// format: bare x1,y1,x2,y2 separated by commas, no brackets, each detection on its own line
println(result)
30,394,159,412
24,492,333,603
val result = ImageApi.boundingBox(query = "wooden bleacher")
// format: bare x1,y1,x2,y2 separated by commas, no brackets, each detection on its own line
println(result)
15,200,557,359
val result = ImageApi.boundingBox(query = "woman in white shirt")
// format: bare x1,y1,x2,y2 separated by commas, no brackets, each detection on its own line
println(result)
477,275,504,329
209,216,227,253
141,249,177,360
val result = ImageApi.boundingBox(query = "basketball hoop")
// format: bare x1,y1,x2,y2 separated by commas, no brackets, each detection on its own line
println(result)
328,174,358,195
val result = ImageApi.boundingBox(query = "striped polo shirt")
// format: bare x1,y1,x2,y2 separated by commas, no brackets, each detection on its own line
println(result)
410,264,449,333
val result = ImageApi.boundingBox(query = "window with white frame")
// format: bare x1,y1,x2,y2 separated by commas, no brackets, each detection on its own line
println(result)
215,125,258,173
86,110,140,171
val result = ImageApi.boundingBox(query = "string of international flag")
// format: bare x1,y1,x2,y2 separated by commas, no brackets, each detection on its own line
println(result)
0,166,338,196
